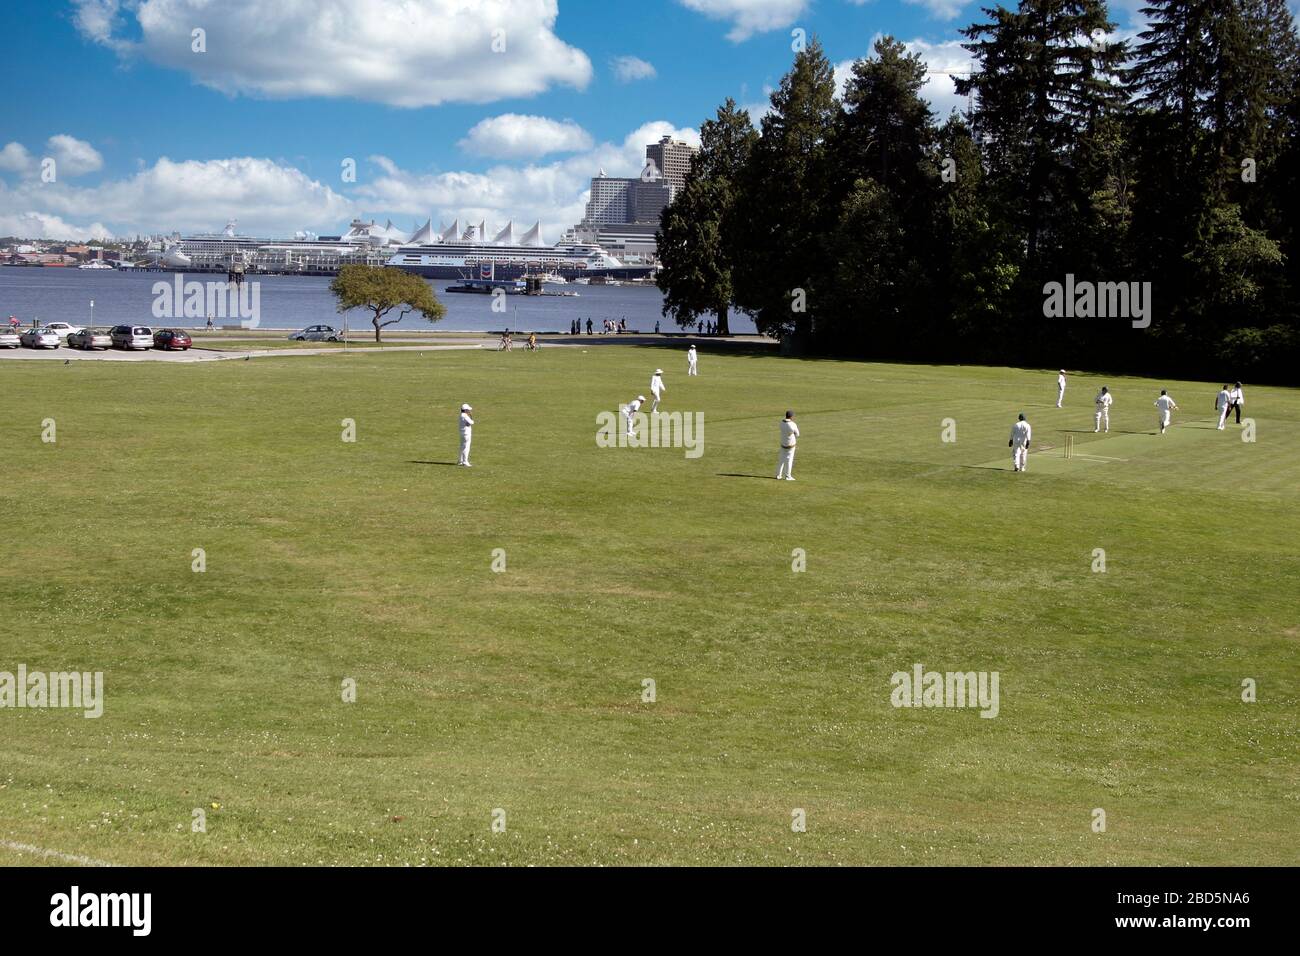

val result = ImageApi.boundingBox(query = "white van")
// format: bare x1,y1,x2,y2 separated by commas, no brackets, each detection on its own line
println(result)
111,325,154,350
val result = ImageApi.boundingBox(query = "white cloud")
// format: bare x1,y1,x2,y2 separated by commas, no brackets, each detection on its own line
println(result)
356,121,700,239
901,0,969,19
0,122,700,242
0,156,353,239
46,135,104,177
458,115,593,160
0,143,35,175
676,0,809,42
0,211,112,242
71,0,122,45
905,39,975,118
834,38,974,119
72,0,593,107
611,55,657,83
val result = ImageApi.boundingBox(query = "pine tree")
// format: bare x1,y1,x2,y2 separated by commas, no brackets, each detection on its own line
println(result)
656,99,758,335
957,0,1127,263
731,38,839,347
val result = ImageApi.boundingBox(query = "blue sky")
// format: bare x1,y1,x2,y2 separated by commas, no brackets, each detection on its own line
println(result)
0,0,1154,241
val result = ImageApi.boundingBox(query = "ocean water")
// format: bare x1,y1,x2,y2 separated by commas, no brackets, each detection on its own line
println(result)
0,268,757,335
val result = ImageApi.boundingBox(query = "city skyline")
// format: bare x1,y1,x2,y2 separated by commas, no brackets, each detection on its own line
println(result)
1,0,1164,241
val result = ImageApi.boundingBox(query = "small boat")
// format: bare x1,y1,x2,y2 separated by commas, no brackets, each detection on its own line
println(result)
78,260,114,270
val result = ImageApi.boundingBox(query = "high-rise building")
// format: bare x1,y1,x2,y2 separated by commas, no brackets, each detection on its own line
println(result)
632,181,672,223
644,136,697,199
570,137,699,262
584,171,635,225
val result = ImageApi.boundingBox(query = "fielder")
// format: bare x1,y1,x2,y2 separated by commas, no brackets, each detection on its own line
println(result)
1215,384,1231,430
687,345,698,376
650,368,666,412
1094,386,1112,433
1009,412,1031,472
1226,381,1245,425
458,403,474,467
625,395,645,437
776,410,799,481
1154,390,1178,434
1056,369,1067,408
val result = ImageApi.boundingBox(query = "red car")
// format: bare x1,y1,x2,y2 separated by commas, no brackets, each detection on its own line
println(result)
154,328,192,351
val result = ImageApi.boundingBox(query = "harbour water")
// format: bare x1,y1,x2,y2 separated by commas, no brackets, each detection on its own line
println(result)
0,268,757,335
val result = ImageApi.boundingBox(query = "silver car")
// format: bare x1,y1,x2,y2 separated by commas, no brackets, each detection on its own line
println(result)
20,328,61,349
68,327,113,350
110,325,154,350
0,328,19,349
289,325,341,342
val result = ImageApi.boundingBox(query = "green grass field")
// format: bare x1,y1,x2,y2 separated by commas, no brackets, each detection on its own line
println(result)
1,345,1296,866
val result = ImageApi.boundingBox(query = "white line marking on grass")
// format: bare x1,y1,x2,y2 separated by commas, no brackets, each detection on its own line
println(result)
0,840,117,867
1073,454,1129,462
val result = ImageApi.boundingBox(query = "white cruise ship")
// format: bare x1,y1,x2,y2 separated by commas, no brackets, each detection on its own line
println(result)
385,219,624,280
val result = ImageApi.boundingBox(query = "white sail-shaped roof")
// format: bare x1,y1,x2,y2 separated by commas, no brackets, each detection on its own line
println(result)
519,221,544,247
408,219,433,244
492,221,514,245
440,219,460,242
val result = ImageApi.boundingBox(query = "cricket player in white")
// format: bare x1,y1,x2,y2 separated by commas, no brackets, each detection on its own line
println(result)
625,395,645,437
1056,369,1067,408
776,410,799,480
1226,381,1245,425
458,403,474,467
1094,386,1112,433
687,346,698,376
649,369,666,412
1215,384,1231,430
1154,390,1178,434
1009,413,1032,472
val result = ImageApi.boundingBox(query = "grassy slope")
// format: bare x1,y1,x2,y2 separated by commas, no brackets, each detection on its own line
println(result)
1,347,1296,866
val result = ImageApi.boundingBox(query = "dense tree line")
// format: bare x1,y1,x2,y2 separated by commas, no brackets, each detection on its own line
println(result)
656,0,1300,383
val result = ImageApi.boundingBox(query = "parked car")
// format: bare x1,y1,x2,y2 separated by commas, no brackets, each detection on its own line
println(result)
0,328,20,349
42,322,83,341
20,327,62,349
110,325,154,350
289,325,341,342
67,327,112,350
154,328,193,351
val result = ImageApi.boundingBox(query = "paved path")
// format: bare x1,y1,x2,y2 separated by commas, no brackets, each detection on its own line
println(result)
0,344,486,363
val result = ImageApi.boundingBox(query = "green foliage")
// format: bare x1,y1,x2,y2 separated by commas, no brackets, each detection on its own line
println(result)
656,99,757,334
654,4,1300,382
330,264,445,341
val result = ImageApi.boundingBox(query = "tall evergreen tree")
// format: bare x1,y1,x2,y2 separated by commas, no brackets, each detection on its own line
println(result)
656,99,758,335
731,38,839,347
822,37,941,355
957,1,1126,264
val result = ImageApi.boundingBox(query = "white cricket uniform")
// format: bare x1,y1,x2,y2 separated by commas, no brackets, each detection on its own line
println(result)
625,398,643,436
1094,391,1112,432
1216,388,1231,429
776,419,799,480
1228,386,1244,422
687,348,697,376
1155,395,1176,431
649,374,665,412
458,411,474,465
1009,420,1032,471
1056,373,1066,408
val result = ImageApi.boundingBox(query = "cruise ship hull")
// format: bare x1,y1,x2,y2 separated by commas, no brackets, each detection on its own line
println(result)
390,259,657,282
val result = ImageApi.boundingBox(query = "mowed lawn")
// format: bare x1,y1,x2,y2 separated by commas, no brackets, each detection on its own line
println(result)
1,344,1296,866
